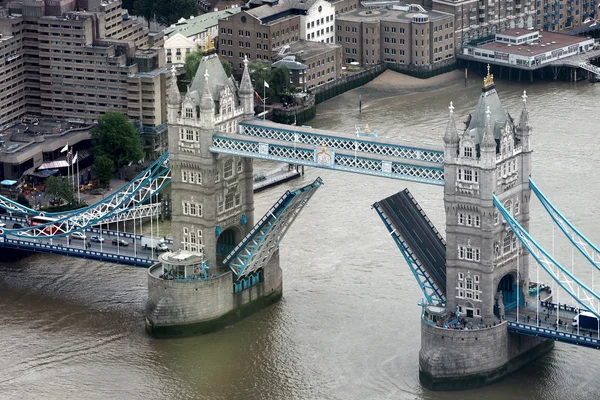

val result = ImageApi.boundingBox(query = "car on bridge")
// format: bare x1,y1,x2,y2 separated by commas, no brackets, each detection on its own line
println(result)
90,235,105,243
71,231,87,240
12,223,24,229
112,238,128,247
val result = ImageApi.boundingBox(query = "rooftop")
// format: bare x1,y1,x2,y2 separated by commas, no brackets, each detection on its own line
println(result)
160,250,205,265
280,39,341,60
164,8,241,38
338,6,452,22
477,30,592,58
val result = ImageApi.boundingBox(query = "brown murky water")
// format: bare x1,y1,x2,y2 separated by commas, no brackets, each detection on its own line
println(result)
1,72,599,399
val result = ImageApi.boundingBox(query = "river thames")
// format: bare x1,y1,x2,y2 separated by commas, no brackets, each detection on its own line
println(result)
1,71,599,399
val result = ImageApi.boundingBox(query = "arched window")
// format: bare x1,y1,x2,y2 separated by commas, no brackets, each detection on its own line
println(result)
223,159,234,179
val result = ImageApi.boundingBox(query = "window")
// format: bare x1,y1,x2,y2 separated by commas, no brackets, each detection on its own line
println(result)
237,160,243,173
475,215,480,227
225,192,235,210
458,213,464,225
185,108,193,118
223,160,234,179
494,212,499,225
458,245,480,261
514,200,520,215
215,169,220,182
182,201,190,215
458,272,464,281
503,234,512,254
464,146,473,157
181,170,188,182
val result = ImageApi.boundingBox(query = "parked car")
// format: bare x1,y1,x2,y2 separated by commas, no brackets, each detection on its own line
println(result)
71,231,87,240
112,238,128,247
90,235,105,243
0,222,6,228
12,223,24,229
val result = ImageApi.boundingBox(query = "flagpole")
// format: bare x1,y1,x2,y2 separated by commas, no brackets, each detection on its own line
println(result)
263,81,266,121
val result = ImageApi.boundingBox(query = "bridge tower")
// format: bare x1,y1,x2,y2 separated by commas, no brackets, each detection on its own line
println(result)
419,69,553,390
145,49,284,337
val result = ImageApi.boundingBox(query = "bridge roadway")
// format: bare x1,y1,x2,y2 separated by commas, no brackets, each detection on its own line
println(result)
504,300,600,349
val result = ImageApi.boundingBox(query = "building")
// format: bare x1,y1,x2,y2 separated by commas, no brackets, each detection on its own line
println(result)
460,28,595,69
0,0,170,139
218,0,338,74
163,9,241,65
430,0,536,50
0,118,94,181
536,0,594,33
273,39,341,89
420,69,553,390
336,5,455,66
197,0,244,13
145,49,286,337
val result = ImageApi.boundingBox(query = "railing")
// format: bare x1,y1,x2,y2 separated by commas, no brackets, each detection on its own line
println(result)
508,321,600,349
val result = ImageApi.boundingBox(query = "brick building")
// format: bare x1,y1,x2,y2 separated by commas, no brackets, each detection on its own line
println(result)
336,5,455,66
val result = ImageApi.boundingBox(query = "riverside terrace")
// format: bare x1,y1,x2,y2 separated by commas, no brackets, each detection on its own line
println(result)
0,118,93,181
459,29,599,77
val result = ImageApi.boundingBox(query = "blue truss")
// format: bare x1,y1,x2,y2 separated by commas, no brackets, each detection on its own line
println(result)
530,177,600,273
494,195,600,320
224,178,323,280
372,202,445,305
210,136,444,186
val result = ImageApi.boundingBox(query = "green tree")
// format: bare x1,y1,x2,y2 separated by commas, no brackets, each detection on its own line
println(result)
45,176,75,204
94,155,116,187
91,112,143,169
221,60,233,77
17,193,31,208
271,65,290,93
133,0,197,27
184,49,203,81
249,61,274,98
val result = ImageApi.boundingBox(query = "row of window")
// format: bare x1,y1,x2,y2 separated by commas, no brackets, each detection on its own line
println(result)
458,212,481,227
457,273,481,301
307,15,334,30
182,201,203,217
457,168,479,183
181,170,202,185
493,198,521,224
217,191,242,214
458,245,481,261
498,159,517,178
182,227,203,253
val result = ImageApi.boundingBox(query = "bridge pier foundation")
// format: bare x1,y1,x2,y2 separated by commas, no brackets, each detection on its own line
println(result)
419,320,554,390
145,250,282,338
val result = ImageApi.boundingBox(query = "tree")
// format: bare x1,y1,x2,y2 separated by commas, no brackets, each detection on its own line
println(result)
133,0,197,28
17,193,30,209
94,155,116,187
249,61,274,99
271,65,290,93
184,49,203,81
91,112,144,169
221,60,233,78
45,176,75,204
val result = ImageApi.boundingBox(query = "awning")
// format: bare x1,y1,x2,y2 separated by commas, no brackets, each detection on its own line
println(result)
0,180,17,186
38,160,69,170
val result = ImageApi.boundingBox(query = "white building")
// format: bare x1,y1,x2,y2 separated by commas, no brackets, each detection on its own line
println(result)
165,33,200,65
301,0,336,44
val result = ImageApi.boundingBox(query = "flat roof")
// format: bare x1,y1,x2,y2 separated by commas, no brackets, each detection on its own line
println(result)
338,7,452,23
478,31,592,57
283,40,341,59
164,8,241,37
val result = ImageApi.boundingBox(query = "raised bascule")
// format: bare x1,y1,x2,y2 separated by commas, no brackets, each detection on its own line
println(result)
1,58,600,390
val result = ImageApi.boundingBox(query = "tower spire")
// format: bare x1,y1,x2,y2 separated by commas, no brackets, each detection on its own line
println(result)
443,101,460,145
481,105,496,151
240,55,253,95
482,64,495,91
200,69,214,112
167,65,181,106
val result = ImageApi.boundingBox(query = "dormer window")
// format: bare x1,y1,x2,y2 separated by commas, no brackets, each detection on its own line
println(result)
464,146,473,158
185,108,193,118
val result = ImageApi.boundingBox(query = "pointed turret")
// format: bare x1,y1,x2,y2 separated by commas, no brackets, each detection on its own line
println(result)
443,102,460,145
167,66,181,124
517,90,532,153
199,69,215,129
239,56,254,118
480,106,497,168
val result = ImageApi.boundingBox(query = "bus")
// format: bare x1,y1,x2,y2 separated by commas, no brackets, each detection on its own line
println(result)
29,215,60,235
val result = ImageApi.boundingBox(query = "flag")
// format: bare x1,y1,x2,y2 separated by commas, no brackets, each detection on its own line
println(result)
60,143,69,153
72,152,78,165
591,22,598,27
264,80,269,88
66,150,72,164
584,17,592,23
255,91,263,102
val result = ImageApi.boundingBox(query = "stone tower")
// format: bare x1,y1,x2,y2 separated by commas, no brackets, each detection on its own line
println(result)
419,69,552,390
443,69,531,322
166,52,255,269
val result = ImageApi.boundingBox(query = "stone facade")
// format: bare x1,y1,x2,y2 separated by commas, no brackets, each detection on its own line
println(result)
166,51,255,268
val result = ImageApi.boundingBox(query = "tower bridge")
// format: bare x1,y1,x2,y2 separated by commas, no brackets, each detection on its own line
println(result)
0,51,599,391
